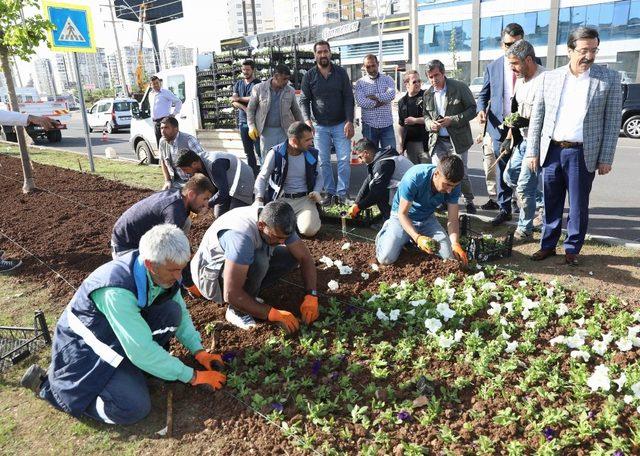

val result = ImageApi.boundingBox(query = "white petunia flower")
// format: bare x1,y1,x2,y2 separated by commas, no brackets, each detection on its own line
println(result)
587,364,611,392
319,256,334,267
616,337,633,352
436,303,456,322
367,294,380,303
546,287,555,298
501,331,511,340
565,329,588,349
481,282,497,292
389,309,400,321
614,373,627,392
592,340,608,356
500,317,509,326
334,260,343,267
424,318,442,334
518,280,527,288
487,302,501,316
505,341,519,353
341,242,351,250
525,321,537,329
556,303,569,316
433,277,445,287
575,317,585,327
376,308,389,321
570,350,590,362
436,333,455,349
454,329,464,342
504,302,513,314
410,299,427,307
406,309,416,316
361,272,370,280
550,336,566,346
338,265,353,275
472,271,485,281
624,395,634,404
632,382,640,398
370,263,379,271
327,280,339,291
400,280,409,289
445,287,456,302
634,312,640,322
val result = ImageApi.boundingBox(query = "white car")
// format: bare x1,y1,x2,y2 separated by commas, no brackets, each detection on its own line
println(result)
469,76,485,98
87,98,138,133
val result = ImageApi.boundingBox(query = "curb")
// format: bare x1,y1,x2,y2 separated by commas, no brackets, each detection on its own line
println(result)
465,213,640,250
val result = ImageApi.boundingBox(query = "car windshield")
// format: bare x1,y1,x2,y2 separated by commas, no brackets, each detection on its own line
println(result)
113,101,133,112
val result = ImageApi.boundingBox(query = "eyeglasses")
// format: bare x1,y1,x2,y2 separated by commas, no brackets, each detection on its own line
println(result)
502,41,516,48
572,47,599,56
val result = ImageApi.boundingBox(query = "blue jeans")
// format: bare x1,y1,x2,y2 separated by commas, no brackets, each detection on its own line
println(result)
504,140,543,233
375,213,452,265
239,123,262,176
314,122,351,198
362,123,396,150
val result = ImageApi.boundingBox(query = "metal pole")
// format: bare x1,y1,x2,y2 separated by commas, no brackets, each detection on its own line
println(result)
410,0,419,71
108,0,130,96
71,52,95,173
150,25,161,73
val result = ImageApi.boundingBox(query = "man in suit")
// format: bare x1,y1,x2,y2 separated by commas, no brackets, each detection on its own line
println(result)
476,23,524,224
527,26,622,266
423,60,477,214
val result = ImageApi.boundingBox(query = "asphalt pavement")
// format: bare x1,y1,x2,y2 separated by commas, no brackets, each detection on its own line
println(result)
41,112,640,242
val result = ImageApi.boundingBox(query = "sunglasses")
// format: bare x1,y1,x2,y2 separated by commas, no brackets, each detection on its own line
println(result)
503,41,517,48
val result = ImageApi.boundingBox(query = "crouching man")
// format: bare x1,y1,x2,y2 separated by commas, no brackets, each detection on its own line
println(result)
375,155,469,266
254,122,323,237
21,225,226,425
348,138,414,221
189,201,318,332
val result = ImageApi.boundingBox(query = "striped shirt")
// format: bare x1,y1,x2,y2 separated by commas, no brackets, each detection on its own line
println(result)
355,73,396,129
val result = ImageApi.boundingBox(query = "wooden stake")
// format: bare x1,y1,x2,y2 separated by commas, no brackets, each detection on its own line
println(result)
166,385,174,438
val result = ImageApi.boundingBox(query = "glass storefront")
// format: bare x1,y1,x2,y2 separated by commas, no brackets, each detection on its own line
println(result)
418,20,473,54
558,0,640,44
479,10,550,50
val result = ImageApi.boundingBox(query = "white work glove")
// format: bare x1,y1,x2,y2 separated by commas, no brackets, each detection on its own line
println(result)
162,180,172,191
307,191,322,203
252,199,265,208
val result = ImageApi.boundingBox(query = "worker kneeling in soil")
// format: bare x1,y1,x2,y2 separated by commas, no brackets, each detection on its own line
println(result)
188,200,318,332
375,155,469,266
111,174,214,259
20,225,226,425
176,149,255,218
348,138,414,221
254,121,323,237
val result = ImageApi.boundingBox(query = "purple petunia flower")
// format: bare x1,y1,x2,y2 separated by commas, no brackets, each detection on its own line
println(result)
271,402,284,412
613,451,623,456
397,411,412,422
311,359,322,376
587,410,595,420
329,371,340,381
222,352,236,363
543,427,554,441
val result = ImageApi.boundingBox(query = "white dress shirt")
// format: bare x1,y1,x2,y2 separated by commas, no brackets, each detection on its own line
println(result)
0,110,29,126
433,83,448,136
503,57,515,118
552,68,591,142
151,88,183,121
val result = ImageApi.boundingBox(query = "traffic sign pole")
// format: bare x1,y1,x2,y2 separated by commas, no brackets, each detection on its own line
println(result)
72,52,95,172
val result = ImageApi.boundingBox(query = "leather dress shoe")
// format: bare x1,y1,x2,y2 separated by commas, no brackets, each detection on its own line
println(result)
531,248,556,261
565,253,579,266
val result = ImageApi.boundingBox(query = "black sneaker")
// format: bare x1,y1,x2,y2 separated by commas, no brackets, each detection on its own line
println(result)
20,364,46,394
321,194,335,207
0,259,22,274
465,203,477,214
491,211,512,226
480,199,500,211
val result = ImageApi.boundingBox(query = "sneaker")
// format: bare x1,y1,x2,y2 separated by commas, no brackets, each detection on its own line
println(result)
465,203,477,214
225,306,256,330
435,203,447,213
480,199,500,211
491,211,512,227
0,258,22,274
321,194,335,207
513,229,532,242
333,195,344,206
20,364,46,394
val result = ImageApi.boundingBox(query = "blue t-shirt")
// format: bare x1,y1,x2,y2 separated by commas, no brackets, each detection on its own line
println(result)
233,78,260,124
391,164,461,222
218,229,300,265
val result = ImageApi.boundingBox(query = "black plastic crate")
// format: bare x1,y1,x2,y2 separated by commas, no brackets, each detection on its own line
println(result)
319,205,382,228
0,311,51,374
459,215,514,262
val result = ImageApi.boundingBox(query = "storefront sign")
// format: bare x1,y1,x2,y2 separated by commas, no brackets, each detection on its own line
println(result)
322,21,360,41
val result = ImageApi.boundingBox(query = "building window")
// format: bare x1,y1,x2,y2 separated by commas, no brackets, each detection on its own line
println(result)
480,10,549,50
558,0,640,44
418,20,472,54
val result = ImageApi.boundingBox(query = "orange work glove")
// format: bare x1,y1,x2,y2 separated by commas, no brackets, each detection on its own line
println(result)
190,370,226,390
347,204,360,219
300,295,319,324
452,242,468,266
194,350,224,370
268,307,299,333
416,235,436,254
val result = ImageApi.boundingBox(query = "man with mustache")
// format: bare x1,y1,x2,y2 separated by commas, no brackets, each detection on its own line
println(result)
526,26,622,266
300,40,355,206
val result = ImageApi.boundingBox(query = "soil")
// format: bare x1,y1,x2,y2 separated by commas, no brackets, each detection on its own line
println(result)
2,154,639,454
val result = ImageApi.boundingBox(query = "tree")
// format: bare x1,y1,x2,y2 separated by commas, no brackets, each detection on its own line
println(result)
448,28,463,80
0,0,53,193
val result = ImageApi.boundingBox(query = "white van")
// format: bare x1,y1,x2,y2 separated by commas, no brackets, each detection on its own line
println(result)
87,98,138,133
129,65,200,163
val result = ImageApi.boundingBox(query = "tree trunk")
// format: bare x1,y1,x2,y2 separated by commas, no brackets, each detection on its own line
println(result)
0,46,35,193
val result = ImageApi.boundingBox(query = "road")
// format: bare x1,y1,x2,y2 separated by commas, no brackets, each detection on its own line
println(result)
43,112,640,242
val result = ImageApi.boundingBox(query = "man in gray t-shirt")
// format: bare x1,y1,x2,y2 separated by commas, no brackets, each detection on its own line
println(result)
254,122,323,237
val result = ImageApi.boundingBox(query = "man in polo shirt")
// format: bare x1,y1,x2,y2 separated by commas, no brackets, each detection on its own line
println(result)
189,201,318,332
150,76,182,147
375,155,469,266
300,40,355,206
111,175,214,259
232,60,262,176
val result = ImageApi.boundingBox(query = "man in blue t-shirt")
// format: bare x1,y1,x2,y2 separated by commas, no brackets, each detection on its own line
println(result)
232,60,262,176
375,155,469,265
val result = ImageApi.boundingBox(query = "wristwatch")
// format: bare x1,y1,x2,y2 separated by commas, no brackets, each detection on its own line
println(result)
306,289,318,297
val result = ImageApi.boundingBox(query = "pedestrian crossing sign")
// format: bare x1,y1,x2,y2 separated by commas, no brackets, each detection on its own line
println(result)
42,1,96,53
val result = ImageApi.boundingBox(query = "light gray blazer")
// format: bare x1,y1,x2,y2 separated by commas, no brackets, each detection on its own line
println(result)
246,78,304,134
527,64,622,173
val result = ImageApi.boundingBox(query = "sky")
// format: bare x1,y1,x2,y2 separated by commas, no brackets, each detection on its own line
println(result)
16,0,231,85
